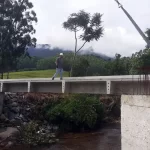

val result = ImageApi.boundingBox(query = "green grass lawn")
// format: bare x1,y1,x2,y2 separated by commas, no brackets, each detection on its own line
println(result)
3,69,69,79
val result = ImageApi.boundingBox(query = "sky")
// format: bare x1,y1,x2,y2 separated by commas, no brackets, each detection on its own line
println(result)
30,0,150,57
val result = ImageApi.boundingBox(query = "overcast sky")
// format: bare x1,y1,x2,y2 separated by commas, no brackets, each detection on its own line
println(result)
30,0,150,57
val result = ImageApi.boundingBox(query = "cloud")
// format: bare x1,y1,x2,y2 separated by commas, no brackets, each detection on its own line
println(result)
30,0,150,56
93,26,145,56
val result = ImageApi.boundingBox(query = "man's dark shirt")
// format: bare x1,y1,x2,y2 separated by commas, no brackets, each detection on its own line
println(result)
56,57,63,69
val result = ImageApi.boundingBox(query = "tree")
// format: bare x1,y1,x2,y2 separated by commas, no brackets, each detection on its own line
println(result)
111,54,125,75
72,57,90,77
0,0,37,78
63,10,103,76
17,56,39,71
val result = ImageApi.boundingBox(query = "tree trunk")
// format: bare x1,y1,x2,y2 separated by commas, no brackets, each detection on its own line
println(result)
68,71,70,77
70,30,78,77
70,52,76,77
1,73,3,79
6,71,9,79
70,67,73,77
6,66,10,79
0,48,4,79
1,59,4,79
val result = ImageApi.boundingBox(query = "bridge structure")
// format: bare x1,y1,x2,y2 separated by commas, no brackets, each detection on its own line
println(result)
0,75,149,95
0,75,150,150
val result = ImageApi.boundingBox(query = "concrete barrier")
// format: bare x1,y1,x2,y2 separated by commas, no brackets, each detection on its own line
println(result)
121,95,150,150
0,75,149,94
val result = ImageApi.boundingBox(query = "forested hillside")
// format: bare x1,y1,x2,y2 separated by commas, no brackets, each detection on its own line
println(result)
16,46,150,77
27,44,111,60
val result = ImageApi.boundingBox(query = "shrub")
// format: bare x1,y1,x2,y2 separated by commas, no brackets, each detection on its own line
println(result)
46,94,104,131
20,121,57,146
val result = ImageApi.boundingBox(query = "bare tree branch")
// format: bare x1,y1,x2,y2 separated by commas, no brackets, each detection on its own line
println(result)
76,41,87,54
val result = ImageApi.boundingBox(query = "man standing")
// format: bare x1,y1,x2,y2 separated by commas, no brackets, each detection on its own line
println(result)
52,53,63,80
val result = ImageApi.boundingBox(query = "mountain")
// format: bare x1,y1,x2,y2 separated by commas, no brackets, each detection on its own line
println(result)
28,45,112,60
28,46,72,58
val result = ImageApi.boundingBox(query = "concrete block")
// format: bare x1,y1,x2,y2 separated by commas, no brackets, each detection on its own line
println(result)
65,81,106,94
121,95,150,150
3,83,28,92
30,82,62,93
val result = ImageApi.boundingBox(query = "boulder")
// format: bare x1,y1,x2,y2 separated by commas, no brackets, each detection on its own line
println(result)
11,102,18,107
0,127,19,148
11,107,20,113
0,127,20,140
5,141,14,148
11,98,18,102
0,114,7,121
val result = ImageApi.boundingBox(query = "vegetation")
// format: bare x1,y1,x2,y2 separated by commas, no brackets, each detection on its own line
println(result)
0,2,150,78
0,0,37,79
4,46,150,78
18,93,119,146
63,10,103,76
3,69,69,79
46,94,104,131
21,121,57,146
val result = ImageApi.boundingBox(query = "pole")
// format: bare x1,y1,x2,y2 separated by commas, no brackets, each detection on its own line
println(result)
114,0,150,48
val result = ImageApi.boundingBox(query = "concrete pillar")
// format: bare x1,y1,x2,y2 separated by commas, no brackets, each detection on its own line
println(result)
0,92,4,115
121,95,150,150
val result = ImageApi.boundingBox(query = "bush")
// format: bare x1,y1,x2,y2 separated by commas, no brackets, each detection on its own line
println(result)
21,121,57,146
46,94,104,131
72,57,90,77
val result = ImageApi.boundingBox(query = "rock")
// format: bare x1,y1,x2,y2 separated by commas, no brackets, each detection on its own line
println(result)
47,125,52,130
49,139,55,144
0,141,6,147
11,107,20,113
53,126,59,131
0,114,7,121
23,122,27,126
44,120,48,125
0,127,20,140
55,139,59,142
11,98,18,102
3,107,9,118
50,133,56,138
11,102,18,107
19,114,24,119
10,119,21,126
5,141,14,148
8,111,18,120
26,108,30,111
10,119,16,124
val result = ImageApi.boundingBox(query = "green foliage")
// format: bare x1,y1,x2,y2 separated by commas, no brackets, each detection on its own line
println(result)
21,121,56,146
36,57,56,70
46,94,104,130
0,0,37,78
63,10,103,45
17,56,38,71
63,10,103,76
109,54,131,75
4,47,150,77
3,69,69,79
72,56,90,76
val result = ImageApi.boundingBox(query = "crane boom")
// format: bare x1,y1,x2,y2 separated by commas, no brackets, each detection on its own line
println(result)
114,0,150,48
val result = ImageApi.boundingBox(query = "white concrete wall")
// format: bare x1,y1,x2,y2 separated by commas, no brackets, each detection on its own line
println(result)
0,75,149,94
121,95,150,150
